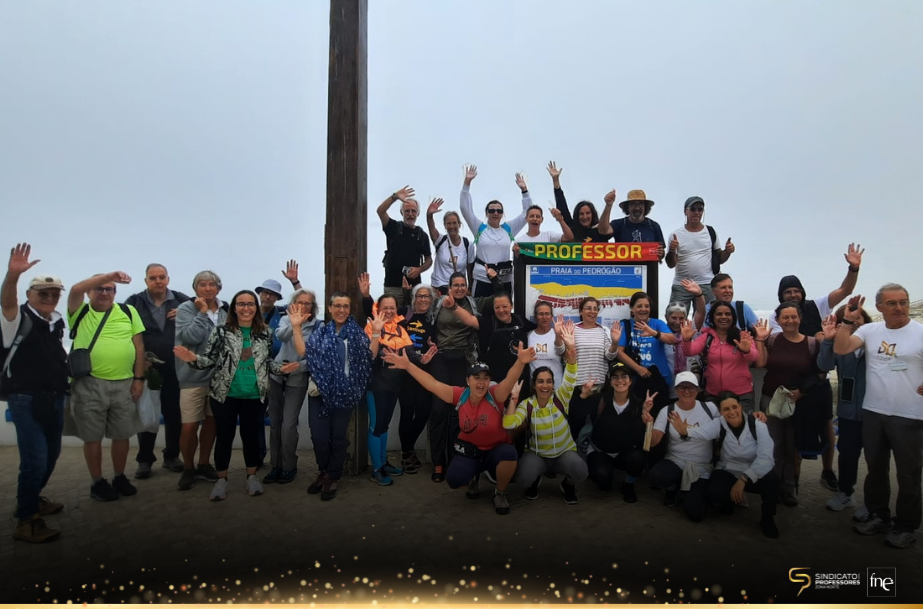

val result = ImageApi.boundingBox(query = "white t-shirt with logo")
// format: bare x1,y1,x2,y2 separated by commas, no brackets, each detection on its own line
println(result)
517,230,563,244
667,225,720,285
654,401,720,475
528,329,565,389
853,320,923,421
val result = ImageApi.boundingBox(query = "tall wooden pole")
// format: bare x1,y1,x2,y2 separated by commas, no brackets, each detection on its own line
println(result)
325,0,368,475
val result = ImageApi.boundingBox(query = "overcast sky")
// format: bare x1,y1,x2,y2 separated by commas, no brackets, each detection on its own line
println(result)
2,1,921,315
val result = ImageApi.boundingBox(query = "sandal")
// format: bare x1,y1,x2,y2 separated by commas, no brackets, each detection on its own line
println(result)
431,465,445,483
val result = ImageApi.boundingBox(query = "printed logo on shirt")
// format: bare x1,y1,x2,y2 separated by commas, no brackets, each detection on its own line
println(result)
534,343,549,354
878,341,897,357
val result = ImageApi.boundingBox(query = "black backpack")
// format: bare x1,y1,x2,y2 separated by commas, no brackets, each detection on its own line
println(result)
706,225,721,275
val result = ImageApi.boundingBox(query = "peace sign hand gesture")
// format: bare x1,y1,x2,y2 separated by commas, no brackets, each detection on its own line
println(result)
643,390,659,412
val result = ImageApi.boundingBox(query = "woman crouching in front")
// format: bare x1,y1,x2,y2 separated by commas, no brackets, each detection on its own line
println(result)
669,390,780,538
383,343,536,515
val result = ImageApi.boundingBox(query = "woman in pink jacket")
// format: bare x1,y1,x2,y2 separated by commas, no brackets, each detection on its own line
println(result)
680,302,758,412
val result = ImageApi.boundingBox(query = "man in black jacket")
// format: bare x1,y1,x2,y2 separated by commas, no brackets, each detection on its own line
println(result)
125,264,190,479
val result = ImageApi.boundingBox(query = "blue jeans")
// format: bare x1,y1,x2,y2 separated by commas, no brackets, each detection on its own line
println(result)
8,392,66,520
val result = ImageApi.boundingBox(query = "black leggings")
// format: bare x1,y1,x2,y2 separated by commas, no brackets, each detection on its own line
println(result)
399,376,432,453
587,448,646,491
706,469,780,517
429,350,467,468
648,459,709,522
212,396,263,472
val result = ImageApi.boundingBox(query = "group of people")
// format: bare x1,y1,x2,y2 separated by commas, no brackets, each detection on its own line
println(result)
3,163,921,552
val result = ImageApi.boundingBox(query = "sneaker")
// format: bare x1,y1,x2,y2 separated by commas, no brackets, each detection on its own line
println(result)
820,469,839,491
431,465,445,483
262,467,283,484
177,468,196,491
466,475,480,500
493,489,511,515
307,472,325,495
854,514,893,536
278,469,297,485
195,463,219,482
663,488,679,507
401,452,422,475
37,496,63,516
852,504,871,523
246,474,264,497
161,457,185,473
382,462,403,477
544,472,557,479
884,530,917,549
826,491,856,512
134,462,153,480
112,474,137,497
321,475,338,501
760,516,780,539
781,491,798,507
620,482,638,504
209,478,228,501
13,516,60,543
370,468,393,486
524,477,540,501
485,470,497,484
90,479,119,502
560,481,578,505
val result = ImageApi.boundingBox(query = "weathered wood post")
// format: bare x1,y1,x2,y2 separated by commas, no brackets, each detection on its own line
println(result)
325,0,368,475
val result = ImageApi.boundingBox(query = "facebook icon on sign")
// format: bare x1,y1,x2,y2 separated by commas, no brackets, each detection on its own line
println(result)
867,568,896,597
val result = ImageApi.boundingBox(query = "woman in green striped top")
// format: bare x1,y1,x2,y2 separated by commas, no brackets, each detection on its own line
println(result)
502,320,589,504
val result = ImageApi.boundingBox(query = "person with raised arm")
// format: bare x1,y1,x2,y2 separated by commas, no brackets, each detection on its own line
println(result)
548,160,615,243
513,205,575,245
426,199,475,295
609,190,665,260
377,186,433,306
459,165,532,296
383,342,536,515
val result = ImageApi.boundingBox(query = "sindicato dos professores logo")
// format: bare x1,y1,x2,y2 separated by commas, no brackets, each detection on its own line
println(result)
789,568,811,597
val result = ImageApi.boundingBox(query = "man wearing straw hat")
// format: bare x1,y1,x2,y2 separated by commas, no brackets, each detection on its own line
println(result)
609,189,665,261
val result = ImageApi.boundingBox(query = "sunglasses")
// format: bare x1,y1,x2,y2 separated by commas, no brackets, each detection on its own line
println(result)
487,208,503,214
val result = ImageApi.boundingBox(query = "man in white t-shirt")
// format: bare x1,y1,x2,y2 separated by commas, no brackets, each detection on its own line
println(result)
835,284,923,550
665,196,734,313
514,206,574,246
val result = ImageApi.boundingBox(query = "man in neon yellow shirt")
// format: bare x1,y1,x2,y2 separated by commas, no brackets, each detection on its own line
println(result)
67,271,146,502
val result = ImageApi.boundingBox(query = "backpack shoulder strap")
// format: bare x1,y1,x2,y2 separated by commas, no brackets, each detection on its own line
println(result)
436,235,448,250
551,395,567,416
715,424,728,464
69,304,91,340
501,222,514,241
463,236,470,250
663,402,675,434
119,303,133,322
2,309,34,377
475,222,489,243
736,301,746,330
706,225,717,246
699,400,715,420
748,415,758,440
455,387,470,411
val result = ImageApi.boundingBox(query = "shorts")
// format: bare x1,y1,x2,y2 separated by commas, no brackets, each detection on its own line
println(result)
68,376,141,442
180,386,213,423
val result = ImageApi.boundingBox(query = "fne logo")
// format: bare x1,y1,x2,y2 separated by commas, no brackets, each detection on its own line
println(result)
867,568,896,597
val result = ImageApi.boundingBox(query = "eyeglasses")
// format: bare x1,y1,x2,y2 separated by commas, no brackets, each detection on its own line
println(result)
235,302,257,309
415,294,433,300
676,385,698,392
296,301,314,307
330,304,350,310
882,300,910,308
450,284,467,289
486,208,503,214
35,290,61,300
94,287,116,294
582,306,599,312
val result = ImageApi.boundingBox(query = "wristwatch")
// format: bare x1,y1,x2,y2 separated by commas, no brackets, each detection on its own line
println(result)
133,377,146,381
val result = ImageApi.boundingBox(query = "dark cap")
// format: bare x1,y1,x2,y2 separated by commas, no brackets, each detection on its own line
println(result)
608,360,630,375
467,362,491,377
684,196,705,210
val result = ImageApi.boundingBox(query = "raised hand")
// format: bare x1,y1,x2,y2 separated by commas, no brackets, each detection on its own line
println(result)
282,259,299,283
382,347,411,370
725,238,735,254
680,318,696,341
680,278,702,297
634,320,657,337
370,309,385,334
668,410,689,436
463,164,478,184
515,341,537,364
821,314,838,340
357,272,371,298
510,380,523,401
427,197,444,215
553,313,565,336
580,377,597,399
549,207,564,222
515,172,528,192
288,304,306,327
560,319,576,350
546,161,562,179
610,321,622,344
843,295,865,323
669,234,680,253
173,345,197,363
753,319,771,342
643,390,659,412
442,294,456,309
107,271,132,284
734,330,753,352
844,243,864,268
7,243,40,276
604,189,617,206
420,344,438,365
394,186,415,202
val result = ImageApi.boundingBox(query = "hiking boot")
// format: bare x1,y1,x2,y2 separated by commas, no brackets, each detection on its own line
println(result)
209,478,228,501
321,475,338,501
13,516,60,544
854,514,893,536
37,496,63,516
278,469,297,485
466,475,480,500
663,488,680,507
162,457,185,473
401,452,422,475
524,477,540,500
246,474,264,497
307,472,325,495
826,491,856,512
90,479,119,502
620,482,638,504
493,489,511,515
112,474,137,497
560,481,578,505
370,468,393,486
177,468,196,491
760,516,780,539
820,469,839,491
134,462,153,480
262,467,283,484
781,491,798,507
852,504,871,523
884,530,917,549
195,463,219,482
382,462,403,477
431,465,445,483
